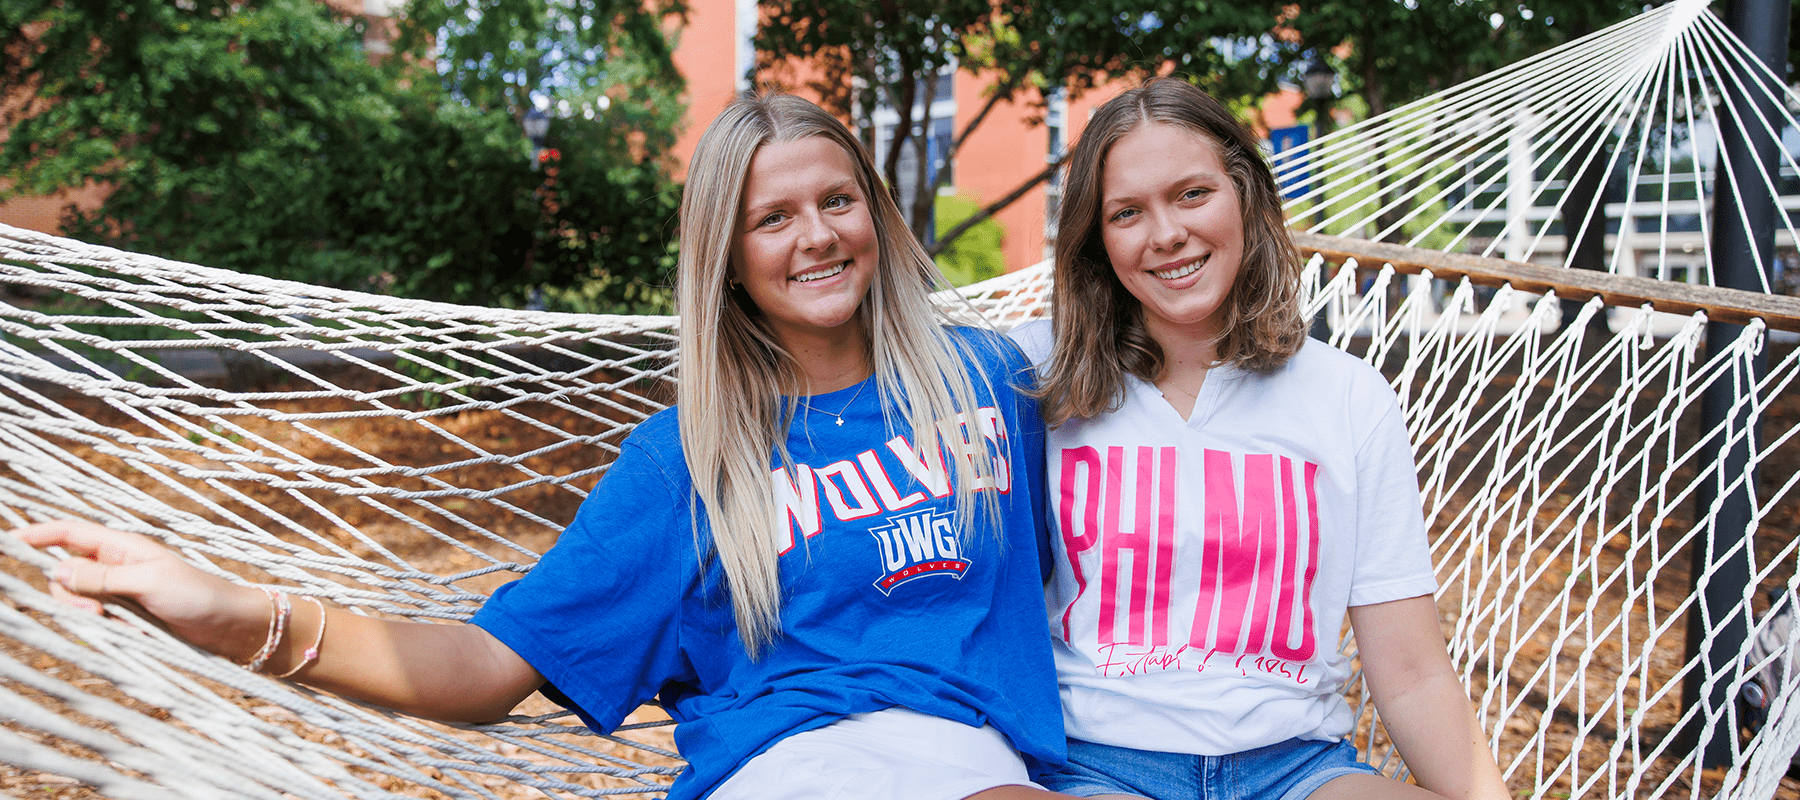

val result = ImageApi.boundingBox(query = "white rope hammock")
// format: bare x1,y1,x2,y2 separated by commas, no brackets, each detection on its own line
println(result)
1273,0,1790,289
0,0,1797,797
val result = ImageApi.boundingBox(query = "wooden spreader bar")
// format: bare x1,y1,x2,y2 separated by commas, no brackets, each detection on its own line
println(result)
1295,232,1800,334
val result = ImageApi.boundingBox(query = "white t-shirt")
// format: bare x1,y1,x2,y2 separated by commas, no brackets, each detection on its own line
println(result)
1009,321,1437,755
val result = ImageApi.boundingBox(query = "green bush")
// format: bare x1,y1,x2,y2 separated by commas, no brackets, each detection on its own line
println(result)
933,194,1006,286
1,0,682,312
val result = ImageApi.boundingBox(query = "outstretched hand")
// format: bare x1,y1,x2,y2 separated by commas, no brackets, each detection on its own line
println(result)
14,519,542,720
14,520,268,663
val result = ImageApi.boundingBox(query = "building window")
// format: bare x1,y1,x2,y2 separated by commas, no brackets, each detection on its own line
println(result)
870,67,957,229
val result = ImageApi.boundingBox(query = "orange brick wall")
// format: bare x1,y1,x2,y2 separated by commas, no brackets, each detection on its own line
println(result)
0,16,105,236
951,70,1051,271
1256,87,1304,135
0,184,109,236
668,1,747,180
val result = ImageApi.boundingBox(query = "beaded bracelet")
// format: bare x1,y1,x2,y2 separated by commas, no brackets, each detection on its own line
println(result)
273,597,326,679
241,588,290,673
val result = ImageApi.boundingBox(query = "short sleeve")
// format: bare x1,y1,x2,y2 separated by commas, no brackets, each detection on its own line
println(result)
1006,319,1054,368
1001,337,1053,584
472,438,692,732
1346,392,1439,607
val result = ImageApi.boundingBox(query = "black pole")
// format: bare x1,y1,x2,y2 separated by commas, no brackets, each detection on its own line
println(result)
1679,0,1787,768
1558,21,1610,336
1310,104,1334,342
1557,127,1612,335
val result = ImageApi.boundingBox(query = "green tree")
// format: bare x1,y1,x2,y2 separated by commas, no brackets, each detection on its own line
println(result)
752,0,1275,257
393,0,688,309
1276,0,1641,125
0,0,683,310
1267,0,1640,244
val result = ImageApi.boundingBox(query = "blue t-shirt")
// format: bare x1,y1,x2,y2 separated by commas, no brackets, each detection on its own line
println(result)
473,328,1063,799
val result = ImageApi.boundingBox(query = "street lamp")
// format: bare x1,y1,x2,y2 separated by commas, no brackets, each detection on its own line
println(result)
1302,55,1336,101
1301,54,1337,342
523,107,550,170
521,105,554,310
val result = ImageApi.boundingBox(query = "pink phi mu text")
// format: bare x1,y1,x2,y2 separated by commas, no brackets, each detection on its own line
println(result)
1058,445,1322,679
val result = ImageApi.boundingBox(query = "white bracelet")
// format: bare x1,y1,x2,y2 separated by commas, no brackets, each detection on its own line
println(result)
240,588,289,673
272,597,325,679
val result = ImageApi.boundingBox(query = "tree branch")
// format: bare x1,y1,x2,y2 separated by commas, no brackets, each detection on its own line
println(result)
949,73,1022,155
908,65,939,240
929,154,1061,257
921,73,1026,218
880,59,917,205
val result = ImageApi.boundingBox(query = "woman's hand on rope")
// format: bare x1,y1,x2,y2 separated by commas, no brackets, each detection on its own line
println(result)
14,519,271,663
13,519,544,721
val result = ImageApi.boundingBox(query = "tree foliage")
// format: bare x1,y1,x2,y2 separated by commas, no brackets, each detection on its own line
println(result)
753,0,1275,256
932,194,1004,286
1274,0,1643,122
0,0,684,310
752,1,1640,259
1792,0,1800,78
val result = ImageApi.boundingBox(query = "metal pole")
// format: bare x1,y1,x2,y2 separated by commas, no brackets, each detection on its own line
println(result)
1557,18,1608,338
1308,101,1334,342
1679,0,1786,768
1557,127,1611,335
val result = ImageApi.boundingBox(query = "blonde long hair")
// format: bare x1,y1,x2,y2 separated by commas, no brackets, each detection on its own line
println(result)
1038,78,1307,427
676,94,999,657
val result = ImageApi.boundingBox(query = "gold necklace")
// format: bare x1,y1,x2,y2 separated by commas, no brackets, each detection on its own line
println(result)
1160,377,1202,400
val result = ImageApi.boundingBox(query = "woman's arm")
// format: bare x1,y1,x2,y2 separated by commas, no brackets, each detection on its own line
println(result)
1348,595,1510,800
16,520,543,723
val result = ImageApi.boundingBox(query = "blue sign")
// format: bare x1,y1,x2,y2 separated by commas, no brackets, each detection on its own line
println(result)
1268,125,1311,200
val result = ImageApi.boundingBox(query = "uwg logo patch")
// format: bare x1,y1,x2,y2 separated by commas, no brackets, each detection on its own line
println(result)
868,509,970,595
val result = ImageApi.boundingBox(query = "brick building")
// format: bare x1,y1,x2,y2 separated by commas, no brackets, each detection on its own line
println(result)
670,0,1114,272
5,0,1306,276
671,0,1308,273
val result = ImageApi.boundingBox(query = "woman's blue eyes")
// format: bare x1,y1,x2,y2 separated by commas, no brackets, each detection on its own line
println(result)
757,195,854,227
1109,188,1210,223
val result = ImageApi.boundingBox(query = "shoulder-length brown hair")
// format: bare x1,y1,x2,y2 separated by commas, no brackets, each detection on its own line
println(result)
1037,77,1306,427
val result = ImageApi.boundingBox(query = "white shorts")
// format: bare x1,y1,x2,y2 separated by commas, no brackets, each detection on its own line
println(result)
710,707,1044,800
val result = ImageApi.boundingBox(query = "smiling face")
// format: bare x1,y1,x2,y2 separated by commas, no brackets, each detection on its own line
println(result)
731,136,878,355
1099,122,1245,348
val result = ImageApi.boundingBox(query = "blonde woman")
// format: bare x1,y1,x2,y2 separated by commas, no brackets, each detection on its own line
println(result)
1010,78,1510,800
18,95,1070,800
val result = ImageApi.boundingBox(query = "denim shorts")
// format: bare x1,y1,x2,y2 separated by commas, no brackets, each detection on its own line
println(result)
1036,736,1383,800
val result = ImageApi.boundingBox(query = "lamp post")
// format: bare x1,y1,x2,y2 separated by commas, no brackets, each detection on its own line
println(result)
1302,55,1336,136
1302,56,1336,104
521,106,552,310
523,107,550,170
1302,54,1337,340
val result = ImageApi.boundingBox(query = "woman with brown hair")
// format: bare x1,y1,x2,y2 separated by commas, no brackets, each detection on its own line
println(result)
1011,77,1509,800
